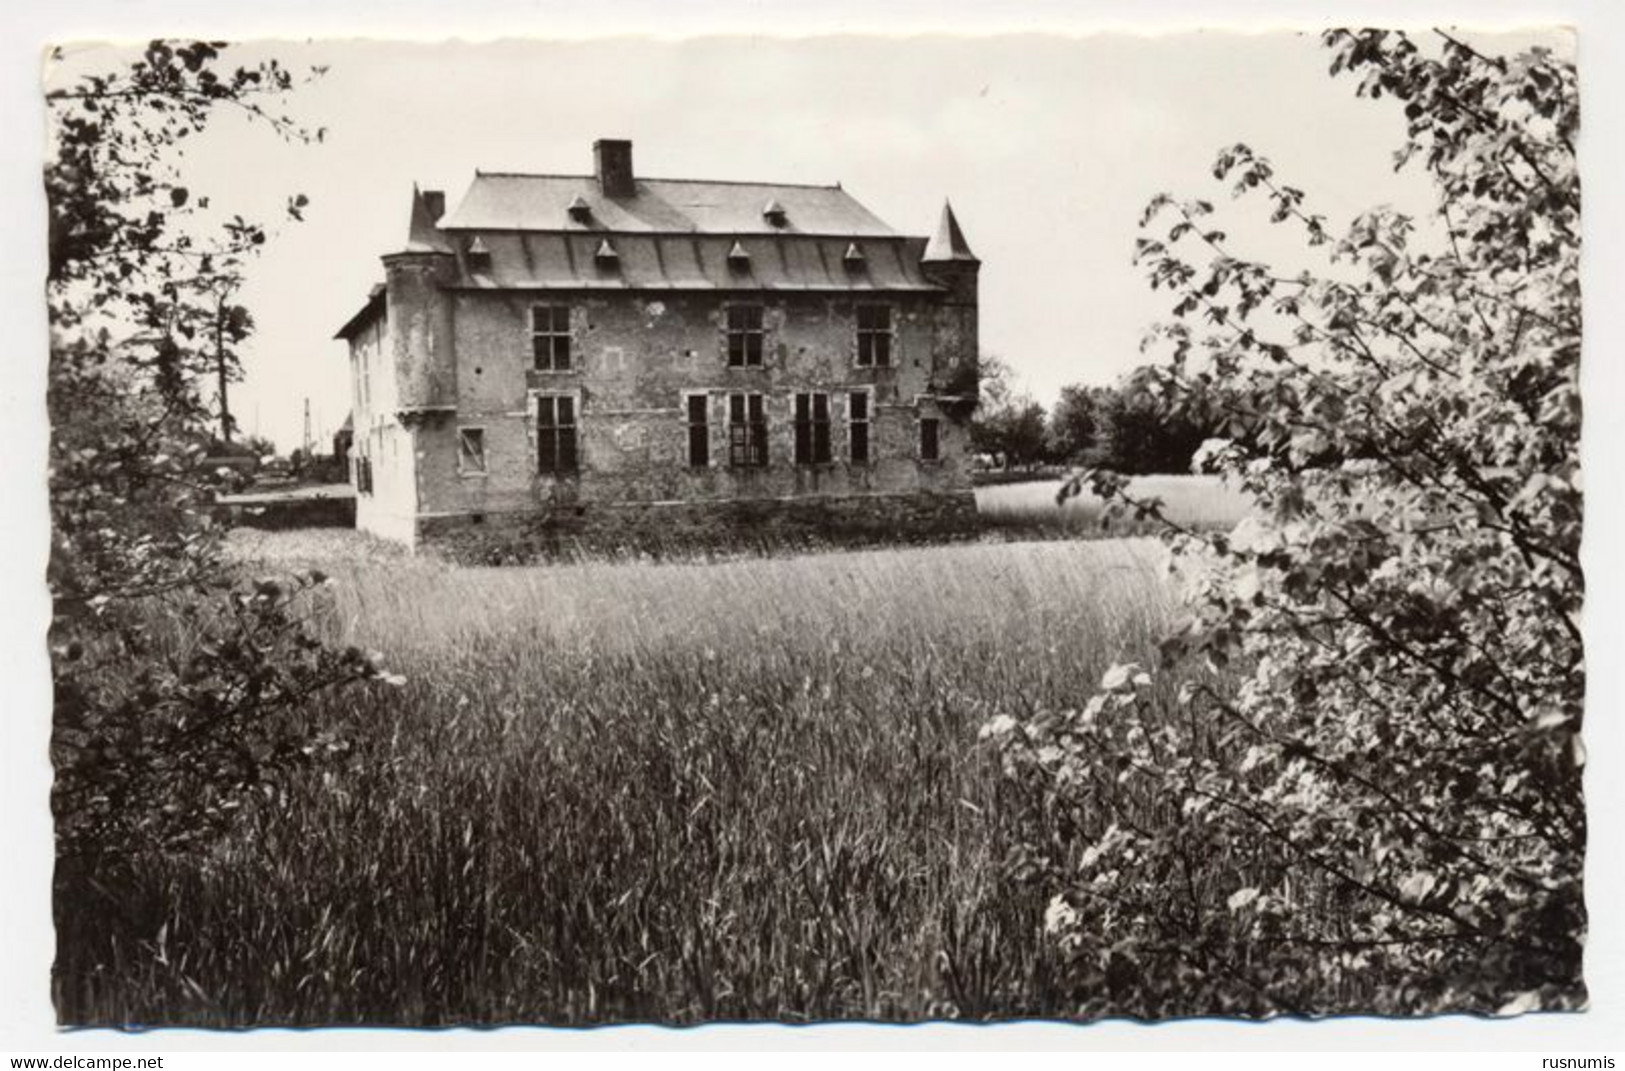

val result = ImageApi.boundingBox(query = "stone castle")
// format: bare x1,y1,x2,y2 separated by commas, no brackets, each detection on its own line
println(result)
335,139,980,556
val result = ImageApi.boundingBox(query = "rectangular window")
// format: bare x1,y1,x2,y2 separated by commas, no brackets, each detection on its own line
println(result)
857,305,892,367
458,428,487,474
726,304,765,368
686,394,710,468
532,305,572,372
849,391,870,465
728,392,768,467
537,395,579,474
794,392,831,465
919,416,941,462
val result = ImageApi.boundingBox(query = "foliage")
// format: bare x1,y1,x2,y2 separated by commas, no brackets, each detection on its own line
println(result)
56,537,1174,1024
972,354,1051,468
1045,383,1102,463
1083,367,1215,474
46,41,382,864
976,474,1252,540
987,29,1584,1017
242,433,277,458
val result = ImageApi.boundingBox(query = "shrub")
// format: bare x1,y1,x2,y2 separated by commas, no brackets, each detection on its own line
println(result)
987,29,1583,1017
46,42,381,873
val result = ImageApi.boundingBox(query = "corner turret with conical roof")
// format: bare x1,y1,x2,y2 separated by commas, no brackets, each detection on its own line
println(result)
382,184,459,415
922,200,978,264
919,200,980,412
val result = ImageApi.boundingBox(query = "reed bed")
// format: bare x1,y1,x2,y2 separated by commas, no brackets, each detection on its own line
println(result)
57,536,1185,1025
974,475,1252,537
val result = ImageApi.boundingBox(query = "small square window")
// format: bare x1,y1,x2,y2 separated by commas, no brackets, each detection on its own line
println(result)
458,428,487,474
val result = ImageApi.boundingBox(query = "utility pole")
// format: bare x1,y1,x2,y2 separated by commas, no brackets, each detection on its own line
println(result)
303,398,314,458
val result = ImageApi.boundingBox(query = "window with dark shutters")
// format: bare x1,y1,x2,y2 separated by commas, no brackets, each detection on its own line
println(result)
849,391,871,464
728,392,767,467
919,416,940,462
687,394,710,467
537,395,579,473
794,392,831,465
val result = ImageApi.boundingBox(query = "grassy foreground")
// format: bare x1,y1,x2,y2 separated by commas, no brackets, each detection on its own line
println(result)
975,474,1252,537
56,535,1183,1026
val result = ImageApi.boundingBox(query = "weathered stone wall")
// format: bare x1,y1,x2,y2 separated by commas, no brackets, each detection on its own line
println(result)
923,260,980,412
417,489,981,564
419,290,976,526
385,251,459,412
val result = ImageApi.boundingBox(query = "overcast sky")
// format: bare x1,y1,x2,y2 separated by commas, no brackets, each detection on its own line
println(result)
50,30,1559,450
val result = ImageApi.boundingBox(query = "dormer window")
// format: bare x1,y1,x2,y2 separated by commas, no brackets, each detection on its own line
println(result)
466,235,492,271
762,199,788,227
595,238,619,265
568,194,592,222
843,242,865,269
727,240,751,270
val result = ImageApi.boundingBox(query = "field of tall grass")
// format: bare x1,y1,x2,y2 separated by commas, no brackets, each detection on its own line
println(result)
975,475,1252,538
56,532,1191,1026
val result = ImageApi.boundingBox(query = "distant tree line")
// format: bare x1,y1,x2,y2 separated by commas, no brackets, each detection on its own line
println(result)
972,355,1215,474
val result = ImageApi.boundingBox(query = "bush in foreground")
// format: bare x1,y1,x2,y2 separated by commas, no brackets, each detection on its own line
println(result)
987,30,1583,1017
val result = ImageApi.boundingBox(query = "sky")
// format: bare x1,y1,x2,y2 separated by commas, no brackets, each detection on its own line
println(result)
47,30,1557,451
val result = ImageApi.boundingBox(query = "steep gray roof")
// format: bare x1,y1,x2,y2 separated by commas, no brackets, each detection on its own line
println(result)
334,283,385,341
922,201,978,263
337,170,961,331
439,173,898,237
402,184,454,254
443,233,939,292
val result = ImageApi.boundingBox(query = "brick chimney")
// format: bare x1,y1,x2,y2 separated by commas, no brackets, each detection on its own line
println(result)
594,139,635,199
421,189,446,222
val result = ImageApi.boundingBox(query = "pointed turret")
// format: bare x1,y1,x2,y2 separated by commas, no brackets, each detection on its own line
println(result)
918,199,979,411
383,184,458,414
402,183,454,255
922,200,977,263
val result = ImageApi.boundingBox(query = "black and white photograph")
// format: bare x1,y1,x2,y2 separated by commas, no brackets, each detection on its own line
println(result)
9,0,1620,1054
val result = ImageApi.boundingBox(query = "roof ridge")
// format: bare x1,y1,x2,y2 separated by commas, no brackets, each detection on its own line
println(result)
476,170,593,180
473,169,842,191
435,227,915,239
643,176,843,191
